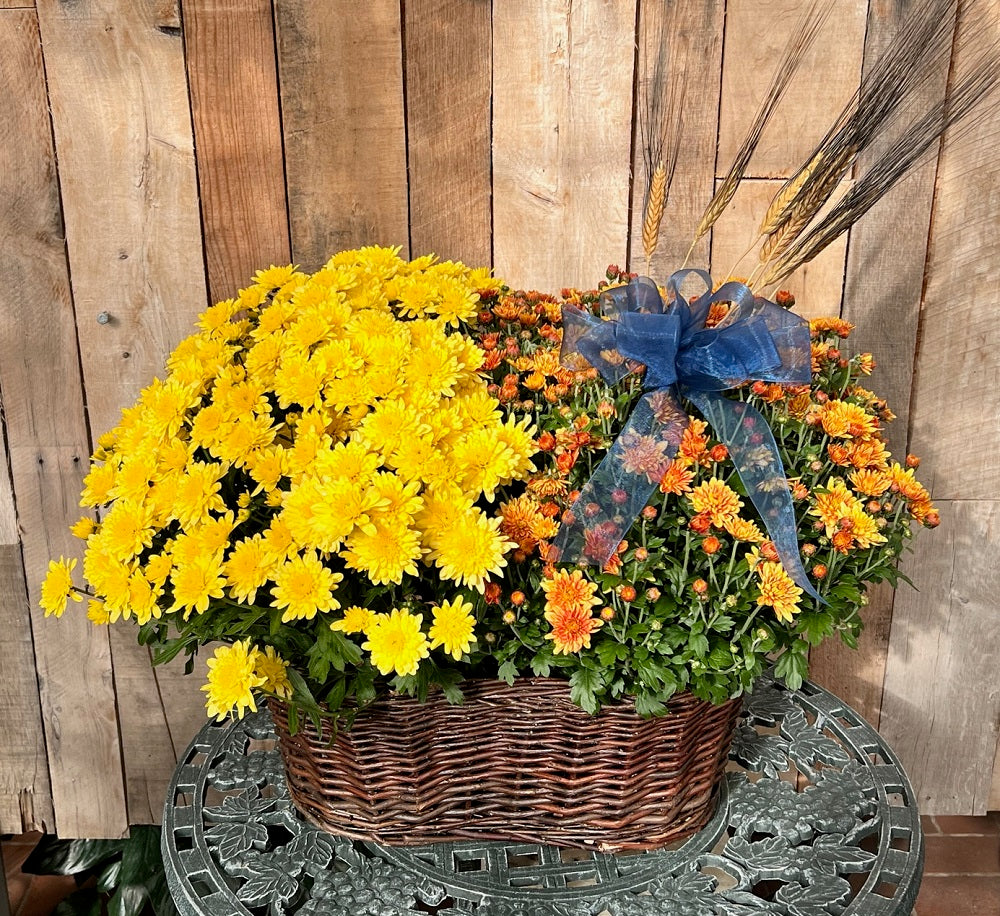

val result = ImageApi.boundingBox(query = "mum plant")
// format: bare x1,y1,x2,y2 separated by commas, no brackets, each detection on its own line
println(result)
40,247,936,726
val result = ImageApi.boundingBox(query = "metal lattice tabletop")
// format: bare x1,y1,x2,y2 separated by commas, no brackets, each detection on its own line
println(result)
162,676,923,916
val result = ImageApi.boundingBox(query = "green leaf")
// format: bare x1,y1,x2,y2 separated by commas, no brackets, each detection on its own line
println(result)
707,643,734,669
22,836,125,876
774,647,808,692
497,660,518,685
634,692,667,718
569,667,605,715
96,858,122,893
596,639,627,668
108,826,169,916
797,611,834,646
689,633,709,658
53,888,105,916
529,653,551,677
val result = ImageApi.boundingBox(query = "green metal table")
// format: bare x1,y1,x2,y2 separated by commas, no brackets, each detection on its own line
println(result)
162,676,922,915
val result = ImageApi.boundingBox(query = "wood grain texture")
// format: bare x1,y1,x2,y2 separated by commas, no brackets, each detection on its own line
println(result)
630,0,724,275
492,0,637,290
709,178,848,316
275,0,409,269
404,0,492,266
154,649,216,764
718,0,867,180
809,0,957,713
0,8,124,838
183,0,291,303
0,542,54,834
907,15,1000,500
36,0,209,440
36,0,207,833
109,629,177,826
991,736,1000,810
880,500,1000,814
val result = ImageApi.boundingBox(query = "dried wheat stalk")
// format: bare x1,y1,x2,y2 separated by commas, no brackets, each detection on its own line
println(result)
642,161,668,267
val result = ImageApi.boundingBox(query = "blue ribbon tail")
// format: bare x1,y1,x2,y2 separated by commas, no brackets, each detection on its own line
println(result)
550,390,689,567
686,390,825,605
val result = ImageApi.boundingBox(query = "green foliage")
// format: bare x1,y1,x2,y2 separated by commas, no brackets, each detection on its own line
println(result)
23,827,176,916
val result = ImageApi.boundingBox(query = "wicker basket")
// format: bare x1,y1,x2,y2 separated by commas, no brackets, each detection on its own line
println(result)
270,678,743,852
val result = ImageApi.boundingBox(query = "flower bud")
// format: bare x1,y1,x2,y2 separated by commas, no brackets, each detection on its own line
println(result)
641,505,658,520
692,578,708,596
600,607,616,621
645,587,661,602
502,610,516,624
510,590,525,606
812,563,828,579
702,536,721,555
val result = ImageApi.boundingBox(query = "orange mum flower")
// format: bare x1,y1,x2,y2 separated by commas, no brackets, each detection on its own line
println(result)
847,438,889,471
723,516,765,542
659,463,695,495
849,469,891,497
677,418,709,462
689,477,743,527
889,463,930,502
820,401,877,439
619,432,672,483
528,475,568,498
541,568,601,616
811,479,859,533
843,504,887,551
809,317,854,339
756,561,803,622
544,605,603,655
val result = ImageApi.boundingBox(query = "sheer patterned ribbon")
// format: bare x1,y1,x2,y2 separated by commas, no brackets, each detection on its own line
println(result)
552,271,822,603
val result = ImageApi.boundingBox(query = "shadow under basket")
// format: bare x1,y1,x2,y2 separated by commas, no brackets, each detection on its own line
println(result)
269,678,743,852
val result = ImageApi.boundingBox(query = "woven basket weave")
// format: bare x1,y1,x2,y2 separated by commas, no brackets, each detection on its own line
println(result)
270,678,743,852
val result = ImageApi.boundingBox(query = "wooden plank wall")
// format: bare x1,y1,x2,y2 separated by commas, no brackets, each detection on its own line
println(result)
0,0,997,836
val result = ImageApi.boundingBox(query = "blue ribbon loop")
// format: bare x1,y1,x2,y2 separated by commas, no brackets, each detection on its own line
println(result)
553,272,822,604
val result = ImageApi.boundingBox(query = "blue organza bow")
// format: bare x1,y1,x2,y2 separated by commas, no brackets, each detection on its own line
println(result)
552,270,822,603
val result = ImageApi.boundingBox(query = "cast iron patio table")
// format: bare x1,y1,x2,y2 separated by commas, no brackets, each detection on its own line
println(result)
162,675,923,915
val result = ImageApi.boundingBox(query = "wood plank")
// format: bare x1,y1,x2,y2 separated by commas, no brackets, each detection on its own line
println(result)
37,0,208,832
0,8,125,838
183,0,291,303
154,651,215,764
629,0,724,276
492,0,637,291
274,0,409,269
404,0,492,266
0,545,54,834
907,18,1000,500
717,0,867,180
708,178,847,317
990,736,1000,811
880,500,1000,814
37,0,209,439
108,629,177,826
809,0,957,713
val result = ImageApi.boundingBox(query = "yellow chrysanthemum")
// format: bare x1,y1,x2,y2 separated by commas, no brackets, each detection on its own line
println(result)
361,608,430,677
429,508,512,591
224,536,273,604
428,598,477,660
87,599,112,626
202,640,266,721
70,516,97,540
98,501,156,562
173,461,228,528
330,605,377,635
756,562,803,623
810,478,860,537
80,461,117,507
342,523,424,586
271,551,343,622
40,557,82,618
170,555,227,618
254,645,293,699
689,477,743,527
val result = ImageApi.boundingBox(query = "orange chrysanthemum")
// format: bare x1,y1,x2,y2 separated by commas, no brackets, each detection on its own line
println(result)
756,561,803,623
659,463,695,496
849,469,891,497
527,475,568,498
819,401,877,439
619,432,672,483
541,568,602,616
500,494,558,552
847,438,889,471
810,479,858,536
677,418,709,462
544,605,603,655
889,463,930,502
689,477,742,527
809,317,854,338
723,516,765,542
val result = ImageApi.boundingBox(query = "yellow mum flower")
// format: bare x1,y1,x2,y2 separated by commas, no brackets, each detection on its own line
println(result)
224,536,273,604
362,608,430,677
810,478,860,537
87,600,112,626
170,555,227,618
342,523,424,586
756,562,803,623
254,646,293,700
723,516,765,543
98,501,156,563
173,461,227,529
330,605,377,635
430,509,512,591
70,516,97,540
271,551,343,622
690,477,743,527
428,598,477,660
201,640,266,722
80,461,117,507
40,557,82,618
